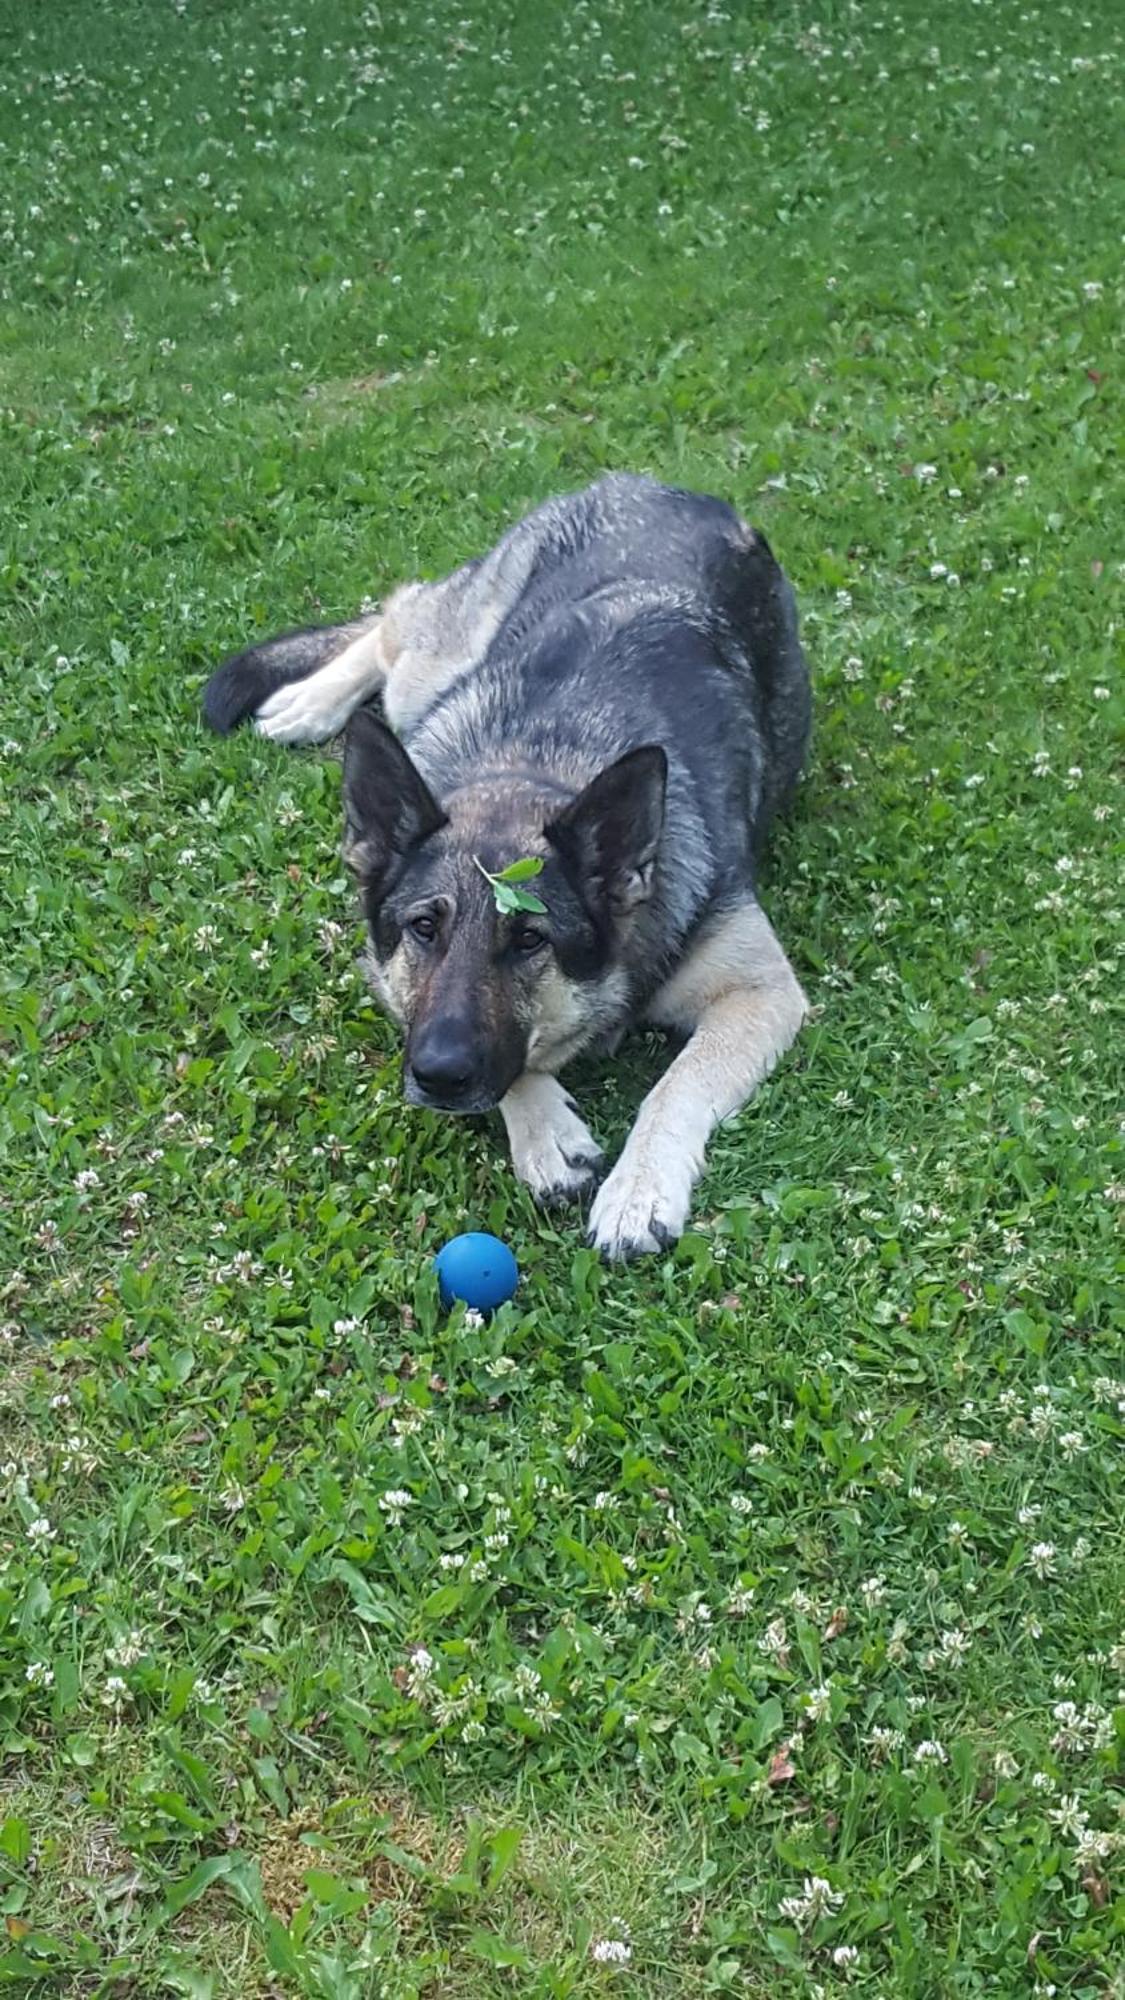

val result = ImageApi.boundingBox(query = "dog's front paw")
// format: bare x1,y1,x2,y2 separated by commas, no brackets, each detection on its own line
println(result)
587,1143,695,1261
511,1111,605,1209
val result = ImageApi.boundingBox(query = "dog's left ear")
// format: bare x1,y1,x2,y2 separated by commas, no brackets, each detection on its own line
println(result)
342,709,447,895
546,744,667,912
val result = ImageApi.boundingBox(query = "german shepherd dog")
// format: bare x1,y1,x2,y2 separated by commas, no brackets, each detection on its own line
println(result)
203,474,811,1260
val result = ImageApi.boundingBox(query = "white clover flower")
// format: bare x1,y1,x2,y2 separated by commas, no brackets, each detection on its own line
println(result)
1049,1794,1088,1838
106,1631,145,1668
405,1646,435,1700
778,1876,844,1932
805,1683,833,1721
832,1945,861,1969
758,1616,789,1661
913,1739,948,1766
866,1725,905,1764
1050,1700,1112,1756
590,1936,632,1966
940,1628,972,1667
25,1661,54,1688
26,1517,55,1546
1028,1541,1057,1579
528,1687,560,1731
101,1675,131,1711
380,1489,413,1527
859,1574,887,1609
1075,1826,1119,1869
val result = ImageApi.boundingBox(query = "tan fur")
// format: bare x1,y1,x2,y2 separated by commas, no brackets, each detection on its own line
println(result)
380,582,478,732
645,900,800,1032
527,961,628,1071
256,621,391,742
362,941,409,1025
589,901,807,1258
256,503,549,745
253,570,503,745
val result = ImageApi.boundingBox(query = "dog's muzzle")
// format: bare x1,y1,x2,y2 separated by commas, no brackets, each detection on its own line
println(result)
403,1069,499,1115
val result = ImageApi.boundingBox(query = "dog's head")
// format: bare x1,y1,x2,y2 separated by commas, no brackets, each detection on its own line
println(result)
343,709,666,1112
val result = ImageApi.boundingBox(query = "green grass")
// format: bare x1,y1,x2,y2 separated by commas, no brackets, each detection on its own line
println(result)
1,0,1123,1992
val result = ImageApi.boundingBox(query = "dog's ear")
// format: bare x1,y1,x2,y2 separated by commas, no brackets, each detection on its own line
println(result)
342,709,447,893
546,745,667,913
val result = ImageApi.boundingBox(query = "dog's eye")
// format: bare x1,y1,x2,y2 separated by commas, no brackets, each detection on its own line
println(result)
513,926,547,956
409,912,438,943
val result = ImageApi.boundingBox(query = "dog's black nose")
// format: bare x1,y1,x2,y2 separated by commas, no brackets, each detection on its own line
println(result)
408,1022,479,1106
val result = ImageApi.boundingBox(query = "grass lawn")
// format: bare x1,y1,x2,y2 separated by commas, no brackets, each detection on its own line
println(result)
1,0,1123,1992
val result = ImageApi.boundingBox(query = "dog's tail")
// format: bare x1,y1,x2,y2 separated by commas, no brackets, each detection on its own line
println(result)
202,615,383,737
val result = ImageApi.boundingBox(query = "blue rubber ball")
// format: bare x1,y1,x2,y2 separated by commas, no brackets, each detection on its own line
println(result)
433,1233,519,1314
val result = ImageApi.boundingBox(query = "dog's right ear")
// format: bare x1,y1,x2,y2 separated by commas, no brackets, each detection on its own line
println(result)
342,709,447,894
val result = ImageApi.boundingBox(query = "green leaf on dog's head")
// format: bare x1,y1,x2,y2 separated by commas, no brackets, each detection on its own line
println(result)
475,855,548,916
494,857,544,884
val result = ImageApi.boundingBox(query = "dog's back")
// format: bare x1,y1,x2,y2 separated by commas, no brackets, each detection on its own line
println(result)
404,474,810,899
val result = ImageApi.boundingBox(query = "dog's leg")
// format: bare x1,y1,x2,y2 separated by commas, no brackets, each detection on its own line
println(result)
499,1072,605,1208
205,487,578,743
253,619,393,743
202,616,383,739
588,903,807,1260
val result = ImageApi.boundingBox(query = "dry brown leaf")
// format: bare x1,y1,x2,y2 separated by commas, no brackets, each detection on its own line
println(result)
767,1743,797,1787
